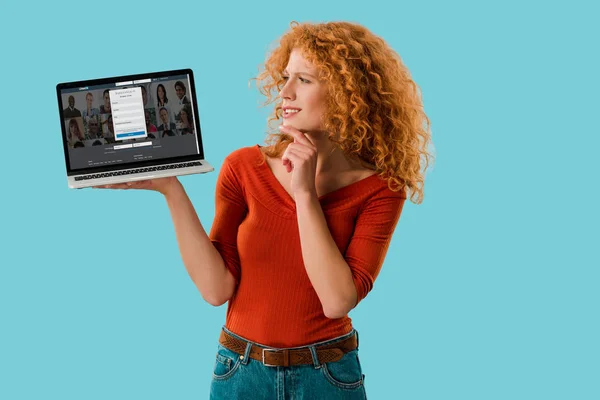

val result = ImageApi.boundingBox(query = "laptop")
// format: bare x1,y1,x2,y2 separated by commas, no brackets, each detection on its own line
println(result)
56,68,214,189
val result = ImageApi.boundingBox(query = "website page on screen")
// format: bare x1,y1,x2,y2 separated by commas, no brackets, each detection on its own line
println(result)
60,74,199,170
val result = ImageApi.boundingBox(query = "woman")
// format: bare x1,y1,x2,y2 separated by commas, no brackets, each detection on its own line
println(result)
96,21,432,399
178,105,194,135
156,84,169,107
67,118,85,146
82,92,100,121
156,83,175,125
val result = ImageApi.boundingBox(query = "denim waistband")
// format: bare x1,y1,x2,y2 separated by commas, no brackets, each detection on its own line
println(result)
221,326,359,351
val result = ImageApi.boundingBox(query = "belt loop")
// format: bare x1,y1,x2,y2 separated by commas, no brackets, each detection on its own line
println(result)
309,346,321,369
282,349,290,367
240,341,252,365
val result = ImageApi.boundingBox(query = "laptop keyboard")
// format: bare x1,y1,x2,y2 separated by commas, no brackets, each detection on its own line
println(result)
74,161,203,181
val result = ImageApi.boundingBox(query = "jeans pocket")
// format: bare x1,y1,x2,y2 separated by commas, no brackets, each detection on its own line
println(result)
212,344,242,381
321,349,365,390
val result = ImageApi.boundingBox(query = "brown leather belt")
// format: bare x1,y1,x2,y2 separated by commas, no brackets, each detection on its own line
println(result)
219,329,358,367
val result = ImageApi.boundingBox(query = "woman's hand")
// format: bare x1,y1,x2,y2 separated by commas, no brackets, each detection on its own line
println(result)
94,176,181,197
280,125,318,199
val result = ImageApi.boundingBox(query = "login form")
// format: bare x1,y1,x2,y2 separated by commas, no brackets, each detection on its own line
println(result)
109,88,147,140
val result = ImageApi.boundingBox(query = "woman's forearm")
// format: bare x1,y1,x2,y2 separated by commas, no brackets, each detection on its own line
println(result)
164,181,236,306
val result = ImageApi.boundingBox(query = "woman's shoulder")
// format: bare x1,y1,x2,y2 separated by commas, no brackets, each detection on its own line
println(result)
225,144,262,164
219,145,264,183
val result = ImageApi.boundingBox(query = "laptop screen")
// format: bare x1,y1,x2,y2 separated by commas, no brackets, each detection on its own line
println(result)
58,71,202,172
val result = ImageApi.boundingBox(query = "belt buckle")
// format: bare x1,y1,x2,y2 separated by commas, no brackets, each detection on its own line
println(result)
261,348,279,367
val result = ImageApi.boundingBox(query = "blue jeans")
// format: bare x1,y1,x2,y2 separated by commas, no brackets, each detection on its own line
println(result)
209,326,367,399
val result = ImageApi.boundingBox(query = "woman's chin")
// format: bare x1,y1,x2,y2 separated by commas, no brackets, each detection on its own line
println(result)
281,122,310,133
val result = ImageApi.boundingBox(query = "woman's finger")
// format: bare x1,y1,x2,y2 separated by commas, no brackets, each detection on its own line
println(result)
280,125,314,148
128,180,151,188
287,142,313,156
282,149,296,172
282,146,305,161
94,183,122,189
282,148,306,172
94,181,146,190
287,147,311,161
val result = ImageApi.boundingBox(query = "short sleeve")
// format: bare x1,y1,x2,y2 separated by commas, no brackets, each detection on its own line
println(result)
344,189,406,306
209,155,248,286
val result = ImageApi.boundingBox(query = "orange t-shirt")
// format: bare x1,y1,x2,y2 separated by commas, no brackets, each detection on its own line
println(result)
209,145,406,347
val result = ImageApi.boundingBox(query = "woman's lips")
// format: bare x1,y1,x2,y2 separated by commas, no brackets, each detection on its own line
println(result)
283,109,301,119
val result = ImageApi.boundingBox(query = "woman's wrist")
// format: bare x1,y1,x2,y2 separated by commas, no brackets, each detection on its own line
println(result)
161,178,184,198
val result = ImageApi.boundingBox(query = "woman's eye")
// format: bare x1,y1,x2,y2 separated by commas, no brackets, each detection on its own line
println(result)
282,76,310,83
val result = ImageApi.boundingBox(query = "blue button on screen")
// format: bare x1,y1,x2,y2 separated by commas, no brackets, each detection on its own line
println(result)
116,131,145,139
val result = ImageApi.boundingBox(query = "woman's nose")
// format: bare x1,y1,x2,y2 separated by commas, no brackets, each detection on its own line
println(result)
279,81,295,100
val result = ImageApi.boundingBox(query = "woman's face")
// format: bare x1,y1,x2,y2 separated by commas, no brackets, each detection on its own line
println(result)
181,110,188,123
158,86,165,100
279,49,328,132
103,92,110,108
71,122,81,138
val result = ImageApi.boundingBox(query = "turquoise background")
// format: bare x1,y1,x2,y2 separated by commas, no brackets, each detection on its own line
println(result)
1,0,598,399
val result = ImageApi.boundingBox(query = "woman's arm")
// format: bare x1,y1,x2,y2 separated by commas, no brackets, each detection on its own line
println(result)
295,192,357,318
164,181,237,306
295,189,405,319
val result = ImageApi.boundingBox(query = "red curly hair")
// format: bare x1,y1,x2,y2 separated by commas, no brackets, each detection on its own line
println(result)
252,21,434,204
